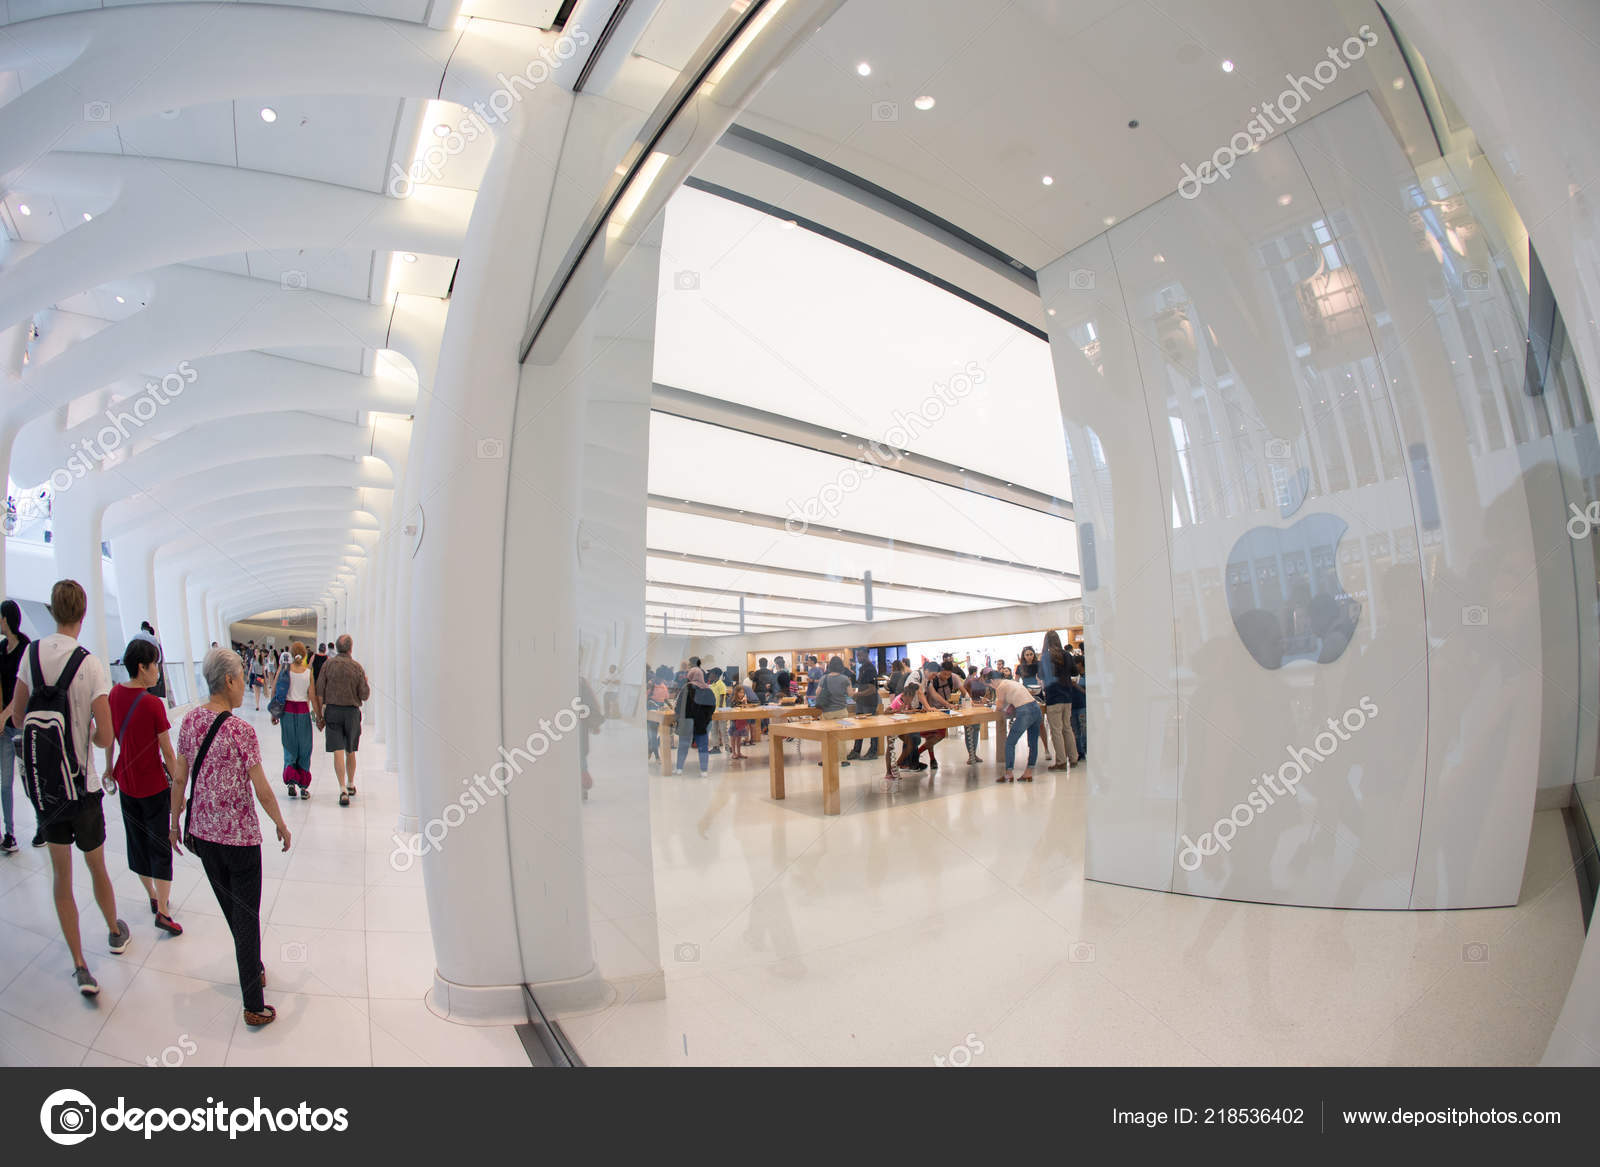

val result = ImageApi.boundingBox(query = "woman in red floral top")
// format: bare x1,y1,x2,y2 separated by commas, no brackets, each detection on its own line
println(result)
168,647,292,1027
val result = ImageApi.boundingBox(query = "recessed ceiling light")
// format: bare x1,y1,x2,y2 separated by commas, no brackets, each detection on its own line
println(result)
433,123,451,137
856,62,871,76
260,107,277,123
914,95,935,111
1102,216,1116,226
1153,253,1166,263
114,295,125,304
1047,307,1057,316
17,204,29,216
1041,175,1054,186
1277,193,1293,206
1392,77,1405,90
1221,59,1235,72
82,212,92,221
401,253,417,263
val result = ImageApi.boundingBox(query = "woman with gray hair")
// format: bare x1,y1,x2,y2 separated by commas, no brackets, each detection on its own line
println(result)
169,647,292,1027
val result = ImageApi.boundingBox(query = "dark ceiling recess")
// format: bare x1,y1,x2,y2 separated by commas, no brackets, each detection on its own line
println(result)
550,0,581,31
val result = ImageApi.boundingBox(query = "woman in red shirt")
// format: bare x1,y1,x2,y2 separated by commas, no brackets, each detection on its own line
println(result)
107,637,183,936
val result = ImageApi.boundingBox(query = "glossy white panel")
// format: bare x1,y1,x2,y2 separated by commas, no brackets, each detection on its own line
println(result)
1039,236,1179,891
1047,95,1555,909
1287,97,1542,907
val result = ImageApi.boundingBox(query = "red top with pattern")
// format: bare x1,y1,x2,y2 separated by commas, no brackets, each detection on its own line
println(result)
177,707,262,846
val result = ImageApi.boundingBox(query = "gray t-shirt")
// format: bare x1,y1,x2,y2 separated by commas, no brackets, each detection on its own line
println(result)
814,671,851,712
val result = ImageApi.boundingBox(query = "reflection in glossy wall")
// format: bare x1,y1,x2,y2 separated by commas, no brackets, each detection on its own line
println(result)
1042,94,1582,910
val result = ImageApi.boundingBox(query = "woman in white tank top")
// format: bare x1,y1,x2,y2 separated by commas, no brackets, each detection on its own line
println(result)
276,643,322,798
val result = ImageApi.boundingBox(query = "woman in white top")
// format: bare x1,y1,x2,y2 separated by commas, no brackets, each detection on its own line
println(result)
990,677,1043,782
273,642,322,799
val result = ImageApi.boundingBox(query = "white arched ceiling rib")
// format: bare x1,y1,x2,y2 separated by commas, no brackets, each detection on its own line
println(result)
109,473,392,537
13,351,418,483
0,153,473,329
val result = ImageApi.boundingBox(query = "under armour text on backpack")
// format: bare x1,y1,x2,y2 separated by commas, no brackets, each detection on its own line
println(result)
21,641,90,821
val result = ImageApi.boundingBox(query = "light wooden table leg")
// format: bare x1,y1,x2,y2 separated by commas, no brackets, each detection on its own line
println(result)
821,737,841,815
770,732,786,800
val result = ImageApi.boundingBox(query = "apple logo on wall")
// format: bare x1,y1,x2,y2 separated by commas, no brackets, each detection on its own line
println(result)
1226,466,1361,669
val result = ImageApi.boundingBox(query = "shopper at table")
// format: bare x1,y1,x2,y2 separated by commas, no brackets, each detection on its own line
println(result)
844,653,880,762
773,657,792,701
1040,631,1079,771
751,657,776,703
961,667,993,764
991,675,1043,783
727,683,755,760
672,666,715,776
812,656,853,770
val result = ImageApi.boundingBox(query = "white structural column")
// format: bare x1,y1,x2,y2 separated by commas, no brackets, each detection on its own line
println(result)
406,44,592,1020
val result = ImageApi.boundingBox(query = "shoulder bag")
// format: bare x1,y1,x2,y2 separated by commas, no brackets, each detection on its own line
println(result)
181,711,232,849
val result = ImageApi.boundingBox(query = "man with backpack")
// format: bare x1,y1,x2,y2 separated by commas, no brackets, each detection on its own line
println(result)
10,579,127,996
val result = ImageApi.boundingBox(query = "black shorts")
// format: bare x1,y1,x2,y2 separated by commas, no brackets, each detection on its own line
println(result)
120,790,173,880
40,789,107,852
324,704,361,754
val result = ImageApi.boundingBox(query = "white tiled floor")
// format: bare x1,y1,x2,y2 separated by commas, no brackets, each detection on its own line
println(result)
561,726,1591,1066
0,703,529,1068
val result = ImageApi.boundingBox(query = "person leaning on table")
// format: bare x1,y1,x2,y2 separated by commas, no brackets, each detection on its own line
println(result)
989,675,1044,783
812,655,855,771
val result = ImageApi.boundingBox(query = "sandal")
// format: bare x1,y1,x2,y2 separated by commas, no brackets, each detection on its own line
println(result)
346,784,356,796
998,773,1013,783
243,1005,277,1027
339,792,350,807
1018,773,1034,782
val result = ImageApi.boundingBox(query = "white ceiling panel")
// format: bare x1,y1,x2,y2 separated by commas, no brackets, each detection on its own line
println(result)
258,346,368,374
656,186,1070,498
647,508,1076,606
184,254,252,276
98,0,432,18
246,247,373,300
649,414,1077,573
645,556,1001,614
118,102,239,166
234,95,405,193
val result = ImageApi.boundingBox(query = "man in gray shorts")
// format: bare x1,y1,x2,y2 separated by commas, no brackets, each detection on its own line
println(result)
314,635,370,808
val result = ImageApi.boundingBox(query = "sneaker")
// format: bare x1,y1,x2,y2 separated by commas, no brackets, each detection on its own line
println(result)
0,834,16,854
31,831,45,848
708,747,722,755
154,912,183,936
285,784,298,799
75,966,99,997
300,787,311,799
108,919,131,954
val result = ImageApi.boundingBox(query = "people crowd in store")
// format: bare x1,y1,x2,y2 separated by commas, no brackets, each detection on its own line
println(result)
641,632,1086,783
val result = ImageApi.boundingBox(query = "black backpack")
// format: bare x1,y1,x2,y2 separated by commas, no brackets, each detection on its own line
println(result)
21,642,91,820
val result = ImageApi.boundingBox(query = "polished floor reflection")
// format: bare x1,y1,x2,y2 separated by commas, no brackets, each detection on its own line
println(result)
0,704,528,1068
568,726,1586,1066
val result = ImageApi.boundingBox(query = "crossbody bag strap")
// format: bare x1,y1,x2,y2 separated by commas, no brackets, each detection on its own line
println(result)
182,711,231,845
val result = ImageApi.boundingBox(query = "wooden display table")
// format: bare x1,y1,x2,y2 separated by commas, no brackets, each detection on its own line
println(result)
767,706,1005,815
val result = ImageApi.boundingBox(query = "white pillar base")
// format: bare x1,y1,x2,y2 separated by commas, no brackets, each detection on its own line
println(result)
425,974,529,1028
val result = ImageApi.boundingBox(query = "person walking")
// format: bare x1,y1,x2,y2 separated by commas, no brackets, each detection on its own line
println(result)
706,667,728,755
272,644,320,799
0,600,31,851
315,634,369,807
603,665,621,720
310,643,329,684
131,620,168,704
170,647,292,1027
672,666,715,775
11,580,126,996
107,635,185,936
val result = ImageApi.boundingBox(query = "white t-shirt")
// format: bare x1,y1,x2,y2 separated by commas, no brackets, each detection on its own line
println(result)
990,678,1039,713
21,632,112,790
